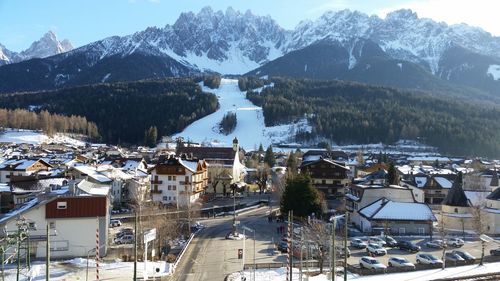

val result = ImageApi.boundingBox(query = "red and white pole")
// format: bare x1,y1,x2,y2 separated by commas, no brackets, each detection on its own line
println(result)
96,221,100,280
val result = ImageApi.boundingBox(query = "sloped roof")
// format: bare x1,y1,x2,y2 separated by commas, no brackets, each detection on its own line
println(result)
442,176,470,207
490,169,499,187
177,146,236,161
359,198,436,221
487,187,500,200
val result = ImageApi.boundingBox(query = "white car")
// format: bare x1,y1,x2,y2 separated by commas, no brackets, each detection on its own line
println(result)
350,238,367,249
366,243,387,256
416,253,443,265
368,237,387,247
447,237,465,247
388,257,415,269
359,256,387,269
109,219,122,228
114,234,134,244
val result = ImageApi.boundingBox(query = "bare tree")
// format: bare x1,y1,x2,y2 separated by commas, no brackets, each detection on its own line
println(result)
438,212,448,270
303,221,330,274
470,192,489,265
256,164,271,194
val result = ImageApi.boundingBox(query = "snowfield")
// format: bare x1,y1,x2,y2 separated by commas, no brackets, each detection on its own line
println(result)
0,129,86,147
487,64,500,80
172,79,311,150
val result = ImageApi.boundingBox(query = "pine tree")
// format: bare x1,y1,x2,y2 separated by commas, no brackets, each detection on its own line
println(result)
280,174,322,218
264,145,276,167
286,151,298,173
144,126,158,147
387,162,398,186
258,143,264,152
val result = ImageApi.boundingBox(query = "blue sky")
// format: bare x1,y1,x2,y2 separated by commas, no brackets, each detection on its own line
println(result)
1,0,499,52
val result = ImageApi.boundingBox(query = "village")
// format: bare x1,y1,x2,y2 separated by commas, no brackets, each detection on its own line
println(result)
0,129,499,280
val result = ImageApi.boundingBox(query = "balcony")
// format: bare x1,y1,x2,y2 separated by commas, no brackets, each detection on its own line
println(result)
180,181,190,185
151,180,163,185
151,189,162,194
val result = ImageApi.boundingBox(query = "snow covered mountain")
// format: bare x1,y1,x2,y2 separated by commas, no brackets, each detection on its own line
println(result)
1,7,500,95
0,31,73,65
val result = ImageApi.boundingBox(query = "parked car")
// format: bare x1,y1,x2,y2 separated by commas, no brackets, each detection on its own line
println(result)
447,238,465,247
451,250,475,261
109,219,122,228
426,239,447,249
335,246,351,258
350,238,367,249
366,243,387,256
115,228,133,238
384,236,398,247
416,253,443,265
115,234,134,244
397,240,421,252
490,247,500,256
359,256,387,270
445,252,465,262
277,241,288,253
388,257,415,269
368,237,387,247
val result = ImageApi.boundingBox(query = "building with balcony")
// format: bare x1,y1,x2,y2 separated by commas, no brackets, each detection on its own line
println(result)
149,155,208,207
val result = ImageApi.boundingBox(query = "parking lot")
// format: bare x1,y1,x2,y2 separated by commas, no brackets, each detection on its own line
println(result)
346,236,499,267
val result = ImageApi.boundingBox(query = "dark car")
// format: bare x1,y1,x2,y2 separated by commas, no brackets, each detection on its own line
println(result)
397,240,421,252
277,241,288,253
490,248,500,256
384,236,398,247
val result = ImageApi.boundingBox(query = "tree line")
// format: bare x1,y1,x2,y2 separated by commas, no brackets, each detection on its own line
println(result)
246,77,500,157
0,108,99,139
0,78,218,145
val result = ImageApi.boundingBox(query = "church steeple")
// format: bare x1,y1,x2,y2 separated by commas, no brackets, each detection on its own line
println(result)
442,172,470,207
490,167,499,188
232,137,239,152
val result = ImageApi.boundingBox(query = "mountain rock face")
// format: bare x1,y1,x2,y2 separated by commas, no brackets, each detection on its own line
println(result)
1,7,500,94
0,31,73,66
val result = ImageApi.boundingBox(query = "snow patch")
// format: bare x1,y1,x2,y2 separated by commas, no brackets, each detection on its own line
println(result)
304,64,307,72
397,62,403,70
101,73,111,83
0,129,86,147
487,64,500,80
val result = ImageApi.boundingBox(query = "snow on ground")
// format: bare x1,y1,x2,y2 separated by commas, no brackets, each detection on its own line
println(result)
172,79,311,150
0,129,86,147
243,262,500,281
487,64,500,80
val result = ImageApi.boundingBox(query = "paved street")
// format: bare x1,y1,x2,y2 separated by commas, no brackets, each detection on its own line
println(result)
170,206,287,281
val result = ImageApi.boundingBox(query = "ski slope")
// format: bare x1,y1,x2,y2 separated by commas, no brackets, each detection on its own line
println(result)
172,79,310,150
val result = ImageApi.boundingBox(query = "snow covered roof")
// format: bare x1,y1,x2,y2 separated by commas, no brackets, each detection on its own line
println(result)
359,198,436,221
442,177,470,207
414,177,427,188
434,177,452,188
76,180,110,196
179,159,199,173
73,165,112,183
0,198,39,224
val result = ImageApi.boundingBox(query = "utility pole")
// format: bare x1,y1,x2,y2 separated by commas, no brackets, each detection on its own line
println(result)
16,227,20,281
299,228,303,281
133,211,138,281
289,210,293,281
344,212,348,281
46,223,50,281
331,219,336,281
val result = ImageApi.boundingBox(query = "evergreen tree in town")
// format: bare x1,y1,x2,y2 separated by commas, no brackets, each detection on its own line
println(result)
281,174,322,218
286,151,298,173
387,162,398,186
264,145,276,167
144,126,158,147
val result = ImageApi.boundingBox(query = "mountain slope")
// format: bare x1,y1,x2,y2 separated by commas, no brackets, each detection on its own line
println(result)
0,31,73,66
1,7,500,95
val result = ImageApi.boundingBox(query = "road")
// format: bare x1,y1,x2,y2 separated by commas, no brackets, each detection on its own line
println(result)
170,206,286,281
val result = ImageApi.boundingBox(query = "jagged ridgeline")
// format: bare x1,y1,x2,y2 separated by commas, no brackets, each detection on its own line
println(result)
246,78,500,157
0,78,218,144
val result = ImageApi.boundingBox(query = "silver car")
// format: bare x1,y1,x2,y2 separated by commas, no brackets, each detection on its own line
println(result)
388,257,415,269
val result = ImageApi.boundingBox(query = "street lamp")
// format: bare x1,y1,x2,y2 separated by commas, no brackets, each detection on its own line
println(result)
86,248,96,281
242,226,256,281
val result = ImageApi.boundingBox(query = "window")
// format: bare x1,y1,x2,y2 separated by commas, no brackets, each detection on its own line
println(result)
418,228,425,235
185,176,189,183
28,222,36,230
57,202,67,209
49,222,56,229
168,176,172,181
173,176,176,181
172,185,176,190
454,208,458,213
168,185,171,190
162,196,168,201
322,180,326,184
398,228,406,235
173,196,176,201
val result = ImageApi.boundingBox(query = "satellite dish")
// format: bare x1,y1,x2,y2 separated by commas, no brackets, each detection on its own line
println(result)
480,234,494,243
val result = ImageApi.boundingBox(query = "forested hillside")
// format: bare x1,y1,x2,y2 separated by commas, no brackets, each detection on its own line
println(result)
0,78,218,144
246,78,500,157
